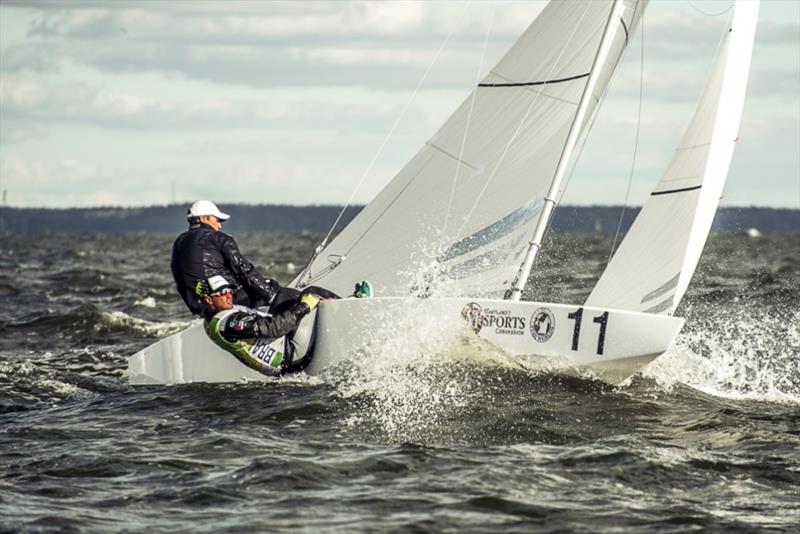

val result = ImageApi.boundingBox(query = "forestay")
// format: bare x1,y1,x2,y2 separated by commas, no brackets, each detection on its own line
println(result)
295,0,646,299
586,1,759,315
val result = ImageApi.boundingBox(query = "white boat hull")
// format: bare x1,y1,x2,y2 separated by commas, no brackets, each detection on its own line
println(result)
127,297,684,385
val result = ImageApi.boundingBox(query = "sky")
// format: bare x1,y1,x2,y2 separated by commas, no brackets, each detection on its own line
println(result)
0,0,798,209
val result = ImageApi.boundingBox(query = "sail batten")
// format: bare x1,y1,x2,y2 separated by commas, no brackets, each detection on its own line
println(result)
425,142,479,170
478,72,591,87
651,185,703,196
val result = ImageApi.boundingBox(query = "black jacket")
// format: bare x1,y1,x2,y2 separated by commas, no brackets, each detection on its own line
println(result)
171,223,280,315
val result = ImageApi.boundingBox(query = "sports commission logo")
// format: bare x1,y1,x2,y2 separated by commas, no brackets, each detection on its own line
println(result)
530,307,555,342
461,303,527,335
461,302,486,334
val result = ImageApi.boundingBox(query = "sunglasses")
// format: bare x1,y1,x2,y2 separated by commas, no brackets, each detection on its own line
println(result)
210,288,232,297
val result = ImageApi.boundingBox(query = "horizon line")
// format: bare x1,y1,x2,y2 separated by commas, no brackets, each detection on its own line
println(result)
1,203,798,211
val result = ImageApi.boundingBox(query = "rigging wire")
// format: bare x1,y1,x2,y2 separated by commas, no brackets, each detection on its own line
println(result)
607,5,645,264
295,7,467,285
437,6,496,255
332,2,521,262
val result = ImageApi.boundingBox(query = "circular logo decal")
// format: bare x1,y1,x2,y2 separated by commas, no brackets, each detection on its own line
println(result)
461,302,485,334
530,307,555,342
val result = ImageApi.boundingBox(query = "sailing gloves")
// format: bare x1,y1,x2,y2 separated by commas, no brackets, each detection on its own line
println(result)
300,293,320,312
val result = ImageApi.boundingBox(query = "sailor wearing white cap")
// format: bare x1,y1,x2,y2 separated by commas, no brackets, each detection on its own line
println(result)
186,200,230,224
182,199,230,232
171,200,281,315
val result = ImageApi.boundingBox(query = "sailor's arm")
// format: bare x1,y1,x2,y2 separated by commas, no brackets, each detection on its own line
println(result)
220,301,314,341
219,233,281,304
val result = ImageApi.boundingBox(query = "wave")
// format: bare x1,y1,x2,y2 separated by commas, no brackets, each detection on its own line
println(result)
315,290,799,445
8,304,191,341
641,303,800,404
100,311,192,338
0,360,96,413
322,318,616,446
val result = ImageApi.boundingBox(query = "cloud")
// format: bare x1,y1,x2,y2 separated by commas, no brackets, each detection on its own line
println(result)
0,147,379,207
637,10,731,60
0,41,61,72
0,154,97,191
7,1,792,100
1,1,797,208
757,20,800,46
0,71,465,138
2,2,543,90
1,75,99,111
16,1,540,39
750,68,800,98
0,120,47,145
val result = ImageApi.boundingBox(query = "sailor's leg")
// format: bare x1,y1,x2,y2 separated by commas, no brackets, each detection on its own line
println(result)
268,287,303,314
301,285,340,300
283,308,318,373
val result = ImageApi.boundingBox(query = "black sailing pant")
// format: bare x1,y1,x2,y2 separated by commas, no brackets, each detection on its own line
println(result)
267,285,340,373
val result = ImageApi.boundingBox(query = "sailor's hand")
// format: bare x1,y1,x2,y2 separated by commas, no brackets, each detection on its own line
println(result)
300,293,320,312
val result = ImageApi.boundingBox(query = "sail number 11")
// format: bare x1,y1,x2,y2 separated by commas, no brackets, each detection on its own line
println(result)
567,307,609,355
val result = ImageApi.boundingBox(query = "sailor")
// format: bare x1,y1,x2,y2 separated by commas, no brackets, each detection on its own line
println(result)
199,275,326,376
171,200,281,315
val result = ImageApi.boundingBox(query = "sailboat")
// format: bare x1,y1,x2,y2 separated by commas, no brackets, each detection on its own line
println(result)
127,0,759,385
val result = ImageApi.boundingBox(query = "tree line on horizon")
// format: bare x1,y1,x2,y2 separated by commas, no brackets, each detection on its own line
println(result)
0,204,797,234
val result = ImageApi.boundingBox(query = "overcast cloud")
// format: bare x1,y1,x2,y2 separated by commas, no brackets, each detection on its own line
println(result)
0,0,798,209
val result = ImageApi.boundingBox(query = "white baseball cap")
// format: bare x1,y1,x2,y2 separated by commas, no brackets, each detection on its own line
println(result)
206,275,234,295
187,200,230,221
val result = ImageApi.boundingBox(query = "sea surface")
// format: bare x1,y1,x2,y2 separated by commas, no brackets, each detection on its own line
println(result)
1,232,798,532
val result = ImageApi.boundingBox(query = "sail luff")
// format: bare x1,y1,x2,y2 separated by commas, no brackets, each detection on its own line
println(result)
506,0,625,302
672,0,759,306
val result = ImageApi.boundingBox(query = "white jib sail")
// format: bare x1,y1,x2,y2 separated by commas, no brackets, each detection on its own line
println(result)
295,0,645,299
585,0,759,315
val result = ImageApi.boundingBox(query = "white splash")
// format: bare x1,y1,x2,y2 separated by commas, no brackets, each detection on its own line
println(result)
100,310,192,337
745,228,761,238
134,296,157,308
328,297,527,442
38,378,88,399
641,305,800,404
0,360,94,405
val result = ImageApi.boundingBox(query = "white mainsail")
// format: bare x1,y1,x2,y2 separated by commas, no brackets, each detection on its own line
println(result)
296,0,646,299
586,1,759,315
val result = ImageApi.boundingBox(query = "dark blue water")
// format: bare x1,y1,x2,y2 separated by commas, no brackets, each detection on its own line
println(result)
1,232,798,532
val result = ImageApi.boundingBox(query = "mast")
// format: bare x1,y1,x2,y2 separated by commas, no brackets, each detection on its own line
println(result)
505,0,626,301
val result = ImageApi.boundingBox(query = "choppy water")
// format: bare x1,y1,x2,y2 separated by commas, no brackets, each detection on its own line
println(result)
1,232,798,532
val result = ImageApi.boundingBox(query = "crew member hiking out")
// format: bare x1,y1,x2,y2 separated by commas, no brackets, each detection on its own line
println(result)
171,200,281,315
199,275,336,376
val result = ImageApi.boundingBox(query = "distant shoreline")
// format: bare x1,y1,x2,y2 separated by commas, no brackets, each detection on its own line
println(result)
1,204,798,234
